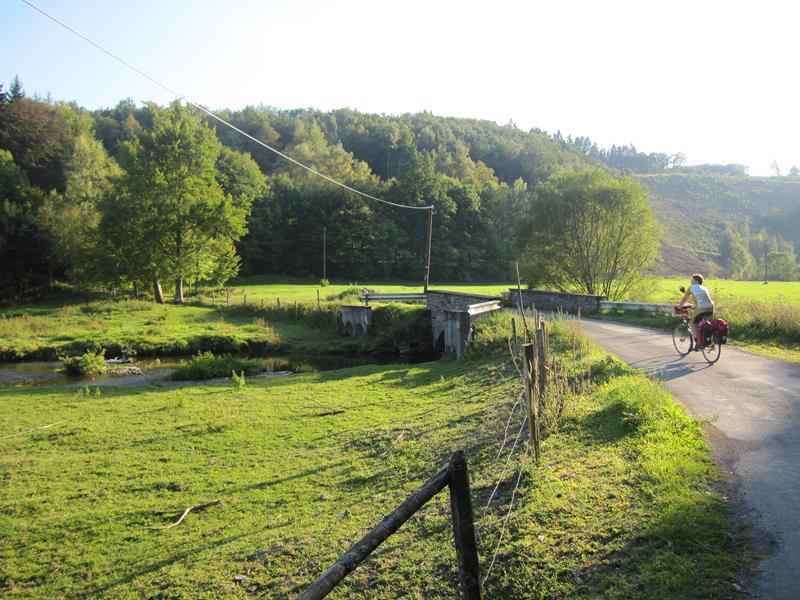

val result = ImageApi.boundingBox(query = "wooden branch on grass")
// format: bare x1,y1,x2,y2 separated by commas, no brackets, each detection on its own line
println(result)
146,500,220,531
1,421,66,440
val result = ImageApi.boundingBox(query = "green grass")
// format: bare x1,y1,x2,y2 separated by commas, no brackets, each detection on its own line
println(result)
631,277,800,306
168,353,266,381
226,276,513,303
0,278,507,361
0,314,739,598
0,295,431,361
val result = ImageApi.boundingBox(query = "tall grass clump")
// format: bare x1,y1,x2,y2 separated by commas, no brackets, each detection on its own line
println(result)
60,350,108,376
720,297,800,345
169,352,265,381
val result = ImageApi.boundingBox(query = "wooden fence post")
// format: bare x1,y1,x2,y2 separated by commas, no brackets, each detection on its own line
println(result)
448,450,482,600
536,324,546,403
317,289,321,310
511,318,517,346
523,343,541,464
243,292,247,306
277,297,281,308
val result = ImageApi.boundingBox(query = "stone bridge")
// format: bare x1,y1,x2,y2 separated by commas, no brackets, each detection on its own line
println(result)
359,290,503,356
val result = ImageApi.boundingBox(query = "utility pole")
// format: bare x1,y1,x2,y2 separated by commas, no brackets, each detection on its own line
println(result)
423,207,433,292
323,226,327,281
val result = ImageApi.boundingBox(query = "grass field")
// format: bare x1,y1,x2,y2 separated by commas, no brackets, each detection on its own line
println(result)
226,277,513,303
0,279,511,361
632,277,800,306
0,315,739,598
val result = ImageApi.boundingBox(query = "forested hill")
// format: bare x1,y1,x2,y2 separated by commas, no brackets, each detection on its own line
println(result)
637,173,800,278
2,89,598,299
2,81,799,299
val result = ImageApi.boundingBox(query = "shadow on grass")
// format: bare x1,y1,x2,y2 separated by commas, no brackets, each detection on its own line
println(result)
484,490,735,599
86,526,269,596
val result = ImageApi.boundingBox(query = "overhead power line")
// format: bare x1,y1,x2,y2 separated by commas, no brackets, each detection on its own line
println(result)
19,0,433,212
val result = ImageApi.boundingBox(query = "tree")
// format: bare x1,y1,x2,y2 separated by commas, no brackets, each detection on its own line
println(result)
103,103,252,302
39,133,121,283
0,96,72,191
519,167,661,299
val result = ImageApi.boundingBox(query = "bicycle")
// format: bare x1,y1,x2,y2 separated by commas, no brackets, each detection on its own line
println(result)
671,304,723,364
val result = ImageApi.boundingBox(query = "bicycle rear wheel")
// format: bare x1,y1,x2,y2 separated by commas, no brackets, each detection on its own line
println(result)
702,335,722,364
673,322,693,356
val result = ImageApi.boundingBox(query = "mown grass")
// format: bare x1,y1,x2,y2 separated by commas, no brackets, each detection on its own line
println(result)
224,276,512,303
0,313,739,598
631,277,800,306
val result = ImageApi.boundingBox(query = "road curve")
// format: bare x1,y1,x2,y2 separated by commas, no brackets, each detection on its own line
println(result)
580,319,800,600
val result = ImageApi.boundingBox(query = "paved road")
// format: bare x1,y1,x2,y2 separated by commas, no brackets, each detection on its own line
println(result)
580,319,800,599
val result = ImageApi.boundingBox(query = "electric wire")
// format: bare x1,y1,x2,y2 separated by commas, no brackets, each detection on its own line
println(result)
19,0,433,212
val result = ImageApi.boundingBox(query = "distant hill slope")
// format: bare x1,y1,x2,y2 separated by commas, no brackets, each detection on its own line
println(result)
636,173,800,276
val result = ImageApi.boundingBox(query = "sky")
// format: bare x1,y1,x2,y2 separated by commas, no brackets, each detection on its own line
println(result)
3,0,799,176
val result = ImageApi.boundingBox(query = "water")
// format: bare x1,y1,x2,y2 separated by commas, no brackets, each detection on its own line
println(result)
0,353,416,387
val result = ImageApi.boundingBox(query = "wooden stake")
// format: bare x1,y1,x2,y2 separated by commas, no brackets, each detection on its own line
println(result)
523,343,540,464
448,450,482,600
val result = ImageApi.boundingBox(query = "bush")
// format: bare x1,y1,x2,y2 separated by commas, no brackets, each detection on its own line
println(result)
60,350,108,376
319,278,330,287
169,352,265,381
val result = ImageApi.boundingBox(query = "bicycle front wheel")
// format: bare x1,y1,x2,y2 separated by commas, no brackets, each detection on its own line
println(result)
702,335,722,364
673,322,693,356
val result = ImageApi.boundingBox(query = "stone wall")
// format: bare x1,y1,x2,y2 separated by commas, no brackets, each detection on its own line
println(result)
427,290,502,346
443,310,472,356
511,289,605,314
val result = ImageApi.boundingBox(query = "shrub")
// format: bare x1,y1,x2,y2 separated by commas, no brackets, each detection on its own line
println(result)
169,352,265,381
319,278,330,287
61,350,108,376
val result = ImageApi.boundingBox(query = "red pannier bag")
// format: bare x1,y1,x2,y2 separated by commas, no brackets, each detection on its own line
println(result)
701,318,730,345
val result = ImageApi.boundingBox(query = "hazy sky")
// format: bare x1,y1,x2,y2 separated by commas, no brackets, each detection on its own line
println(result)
3,0,798,175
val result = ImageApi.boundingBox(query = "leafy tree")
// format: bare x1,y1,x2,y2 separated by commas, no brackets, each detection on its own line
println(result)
39,133,121,283
0,150,54,298
519,168,661,299
0,95,72,191
103,103,252,302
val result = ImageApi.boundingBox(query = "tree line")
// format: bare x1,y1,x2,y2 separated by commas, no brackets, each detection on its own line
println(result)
4,75,739,302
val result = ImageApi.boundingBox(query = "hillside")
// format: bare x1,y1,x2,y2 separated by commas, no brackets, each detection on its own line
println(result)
636,173,800,276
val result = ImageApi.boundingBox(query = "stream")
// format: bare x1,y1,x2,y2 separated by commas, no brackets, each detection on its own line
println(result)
0,353,417,387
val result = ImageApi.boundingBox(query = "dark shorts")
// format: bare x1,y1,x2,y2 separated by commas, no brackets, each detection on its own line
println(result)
692,308,714,324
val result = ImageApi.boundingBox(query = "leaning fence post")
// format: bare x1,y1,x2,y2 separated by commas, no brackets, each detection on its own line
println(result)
448,450,482,600
523,343,541,464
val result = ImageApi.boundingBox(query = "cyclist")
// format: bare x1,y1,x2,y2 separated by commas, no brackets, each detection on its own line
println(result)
678,273,715,350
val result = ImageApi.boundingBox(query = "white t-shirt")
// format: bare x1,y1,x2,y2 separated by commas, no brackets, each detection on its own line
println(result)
689,283,713,309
